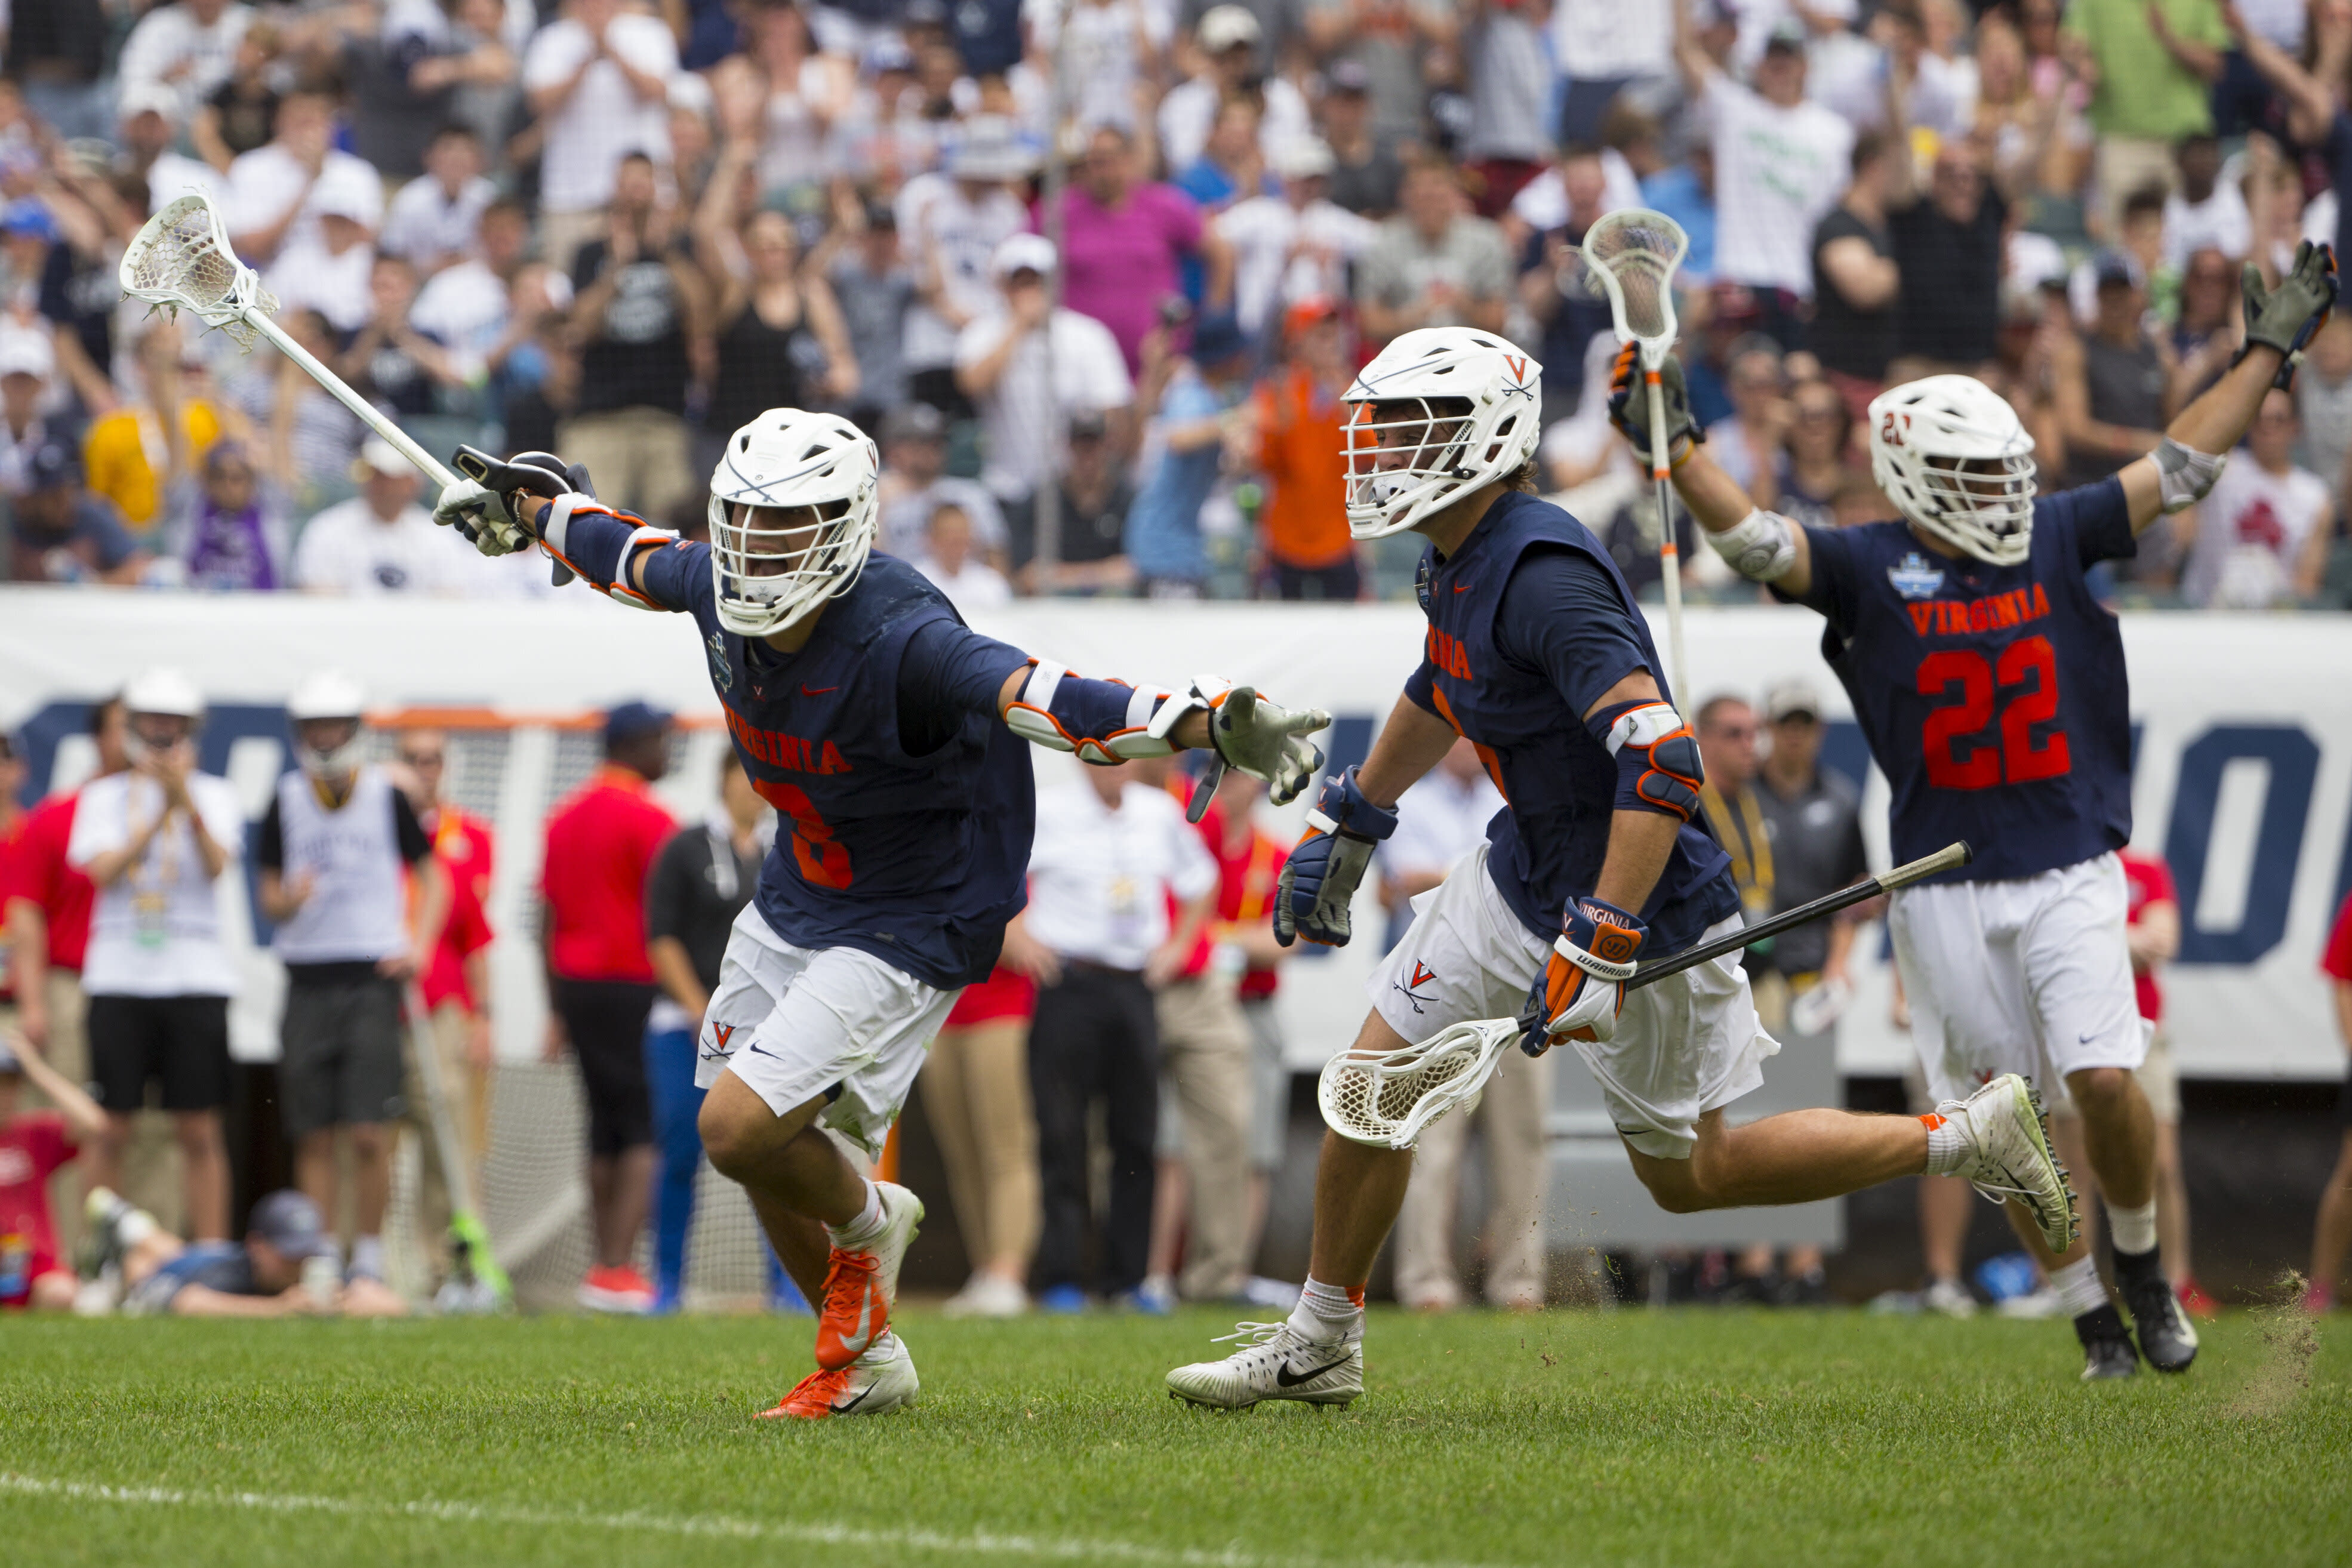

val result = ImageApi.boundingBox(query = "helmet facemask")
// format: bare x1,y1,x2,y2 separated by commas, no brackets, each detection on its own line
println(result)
1868,375,2039,566
1344,395,1520,537
707,492,874,637
293,716,365,782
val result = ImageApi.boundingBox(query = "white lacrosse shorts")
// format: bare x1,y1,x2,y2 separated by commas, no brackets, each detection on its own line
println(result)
1366,844,1778,1159
1888,851,2147,1109
695,903,959,1158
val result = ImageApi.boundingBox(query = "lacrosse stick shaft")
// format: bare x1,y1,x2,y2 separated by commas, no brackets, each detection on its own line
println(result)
248,312,458,489
1647,370,1689,703
1628,840,1972,990
404,985,484,1222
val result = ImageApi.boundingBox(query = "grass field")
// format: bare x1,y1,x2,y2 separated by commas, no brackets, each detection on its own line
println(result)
2,1305,2347,1568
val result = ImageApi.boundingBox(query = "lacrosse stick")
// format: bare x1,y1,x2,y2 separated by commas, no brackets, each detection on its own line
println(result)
1572,210,1692,701
1319,839,1975,1150
405,985,511,1313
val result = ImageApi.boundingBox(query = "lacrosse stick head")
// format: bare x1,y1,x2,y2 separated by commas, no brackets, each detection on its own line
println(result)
1574,208,1688,368
1316,1018,1523,1150
119,193,279,352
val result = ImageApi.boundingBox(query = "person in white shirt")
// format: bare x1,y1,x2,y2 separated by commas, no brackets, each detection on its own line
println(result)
895,119,1036,418
378,125,499,275
224,87,384,269
294,439,475,596
1021,760,1220,1310
263,162,384,336
1158,5,1312,171
116,82,224,216
913,500,1014,611
1378,738,1550,1312
521,0,679,272
65,669,245,1243
408,197,540,364
2162,134,2254,272
2179,388,2334,608
1216,136,1380,342
1674,17,1854,341
955,233,1135,514
116,0,253,126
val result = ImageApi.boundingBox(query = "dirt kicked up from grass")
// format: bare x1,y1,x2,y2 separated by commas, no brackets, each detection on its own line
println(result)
1,1306,2347,1568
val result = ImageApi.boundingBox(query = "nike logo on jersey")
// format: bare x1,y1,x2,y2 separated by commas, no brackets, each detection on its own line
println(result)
1276,1354,1352,1387
1452,581,1472,593
803,685,837,696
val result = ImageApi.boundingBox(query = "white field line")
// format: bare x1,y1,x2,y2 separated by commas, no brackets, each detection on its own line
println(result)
0,1472,1519,1568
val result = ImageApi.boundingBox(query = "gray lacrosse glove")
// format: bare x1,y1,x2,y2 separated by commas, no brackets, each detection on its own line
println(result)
1207,685,1331,806
2239,239,2339,389
432,479,532,556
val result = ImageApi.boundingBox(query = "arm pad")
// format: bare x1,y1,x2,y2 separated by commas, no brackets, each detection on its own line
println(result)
1704,508,1799,582
1593,699,1705,822
1303,765,1399,843
2154,437,2226,516
540,495,676,611
1002,661,1230,765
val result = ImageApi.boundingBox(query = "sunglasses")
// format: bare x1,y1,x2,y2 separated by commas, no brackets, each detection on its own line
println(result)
399,750,445,767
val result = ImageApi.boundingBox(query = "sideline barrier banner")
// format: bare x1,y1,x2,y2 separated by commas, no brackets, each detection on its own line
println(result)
5,587,2350,1080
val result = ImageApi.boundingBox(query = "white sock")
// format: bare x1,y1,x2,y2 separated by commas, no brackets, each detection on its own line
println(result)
115,1207,158,1249
1920,1115,1969,1176
827,1180,886,1249
1288,1277,1363,1341
2107,1199,2159,1257
2051,1256,2108,1318
350,1234,384,1280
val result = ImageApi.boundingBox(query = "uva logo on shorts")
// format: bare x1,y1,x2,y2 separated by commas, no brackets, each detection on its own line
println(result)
702,1022,737,1062
1392,960,1439,1014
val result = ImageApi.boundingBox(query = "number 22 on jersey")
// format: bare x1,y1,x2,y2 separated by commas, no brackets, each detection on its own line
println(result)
1917,634,2071,790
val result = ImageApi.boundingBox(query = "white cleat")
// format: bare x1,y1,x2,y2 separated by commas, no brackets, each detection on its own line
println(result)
942,1273,1029,1319
814,1181,925,1370
1166,1320,1363,1410
867,1181,923,1313
1938,1073,2080,1255
759,1332,921,1420
1922,1277,1979,1319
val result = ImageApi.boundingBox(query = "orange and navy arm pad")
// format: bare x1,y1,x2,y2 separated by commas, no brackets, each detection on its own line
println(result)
539,495,676,611
1590,698,1704,821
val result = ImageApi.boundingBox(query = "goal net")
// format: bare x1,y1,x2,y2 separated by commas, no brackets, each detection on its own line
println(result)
366,712,782,1311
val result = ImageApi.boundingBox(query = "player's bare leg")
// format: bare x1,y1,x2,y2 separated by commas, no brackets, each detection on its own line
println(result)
701,1071,923,1418
2042,1065,2194,1373
1624,1108,1928,1210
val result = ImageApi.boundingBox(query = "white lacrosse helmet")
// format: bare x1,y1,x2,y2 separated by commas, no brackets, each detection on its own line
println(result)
286,670,367,780
1341,327,1543,538
1868,375,2038,566
122,666,204,765
706,408,881,637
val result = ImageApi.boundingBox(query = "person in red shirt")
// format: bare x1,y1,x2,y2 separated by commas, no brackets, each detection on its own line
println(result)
2309,890,2352,1314
1,1030,108,1310
541,701,677,1313
0,731,24,1019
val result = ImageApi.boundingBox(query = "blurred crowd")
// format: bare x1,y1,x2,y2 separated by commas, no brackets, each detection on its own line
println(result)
9,0,2352,604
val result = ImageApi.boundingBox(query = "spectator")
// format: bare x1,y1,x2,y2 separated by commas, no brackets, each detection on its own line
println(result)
5,0,112,144
820,196,916,429
91,1187,402,1317
340,254,463,418
1023,759,1218,1311
0,1033,107,1311
1032,0,1166,143
1459,0,1554,219
83,323,236,535
1673,11,1854,351
2163,134,2251,272
1127,312,1253,599
1249,297,1359,599
294,440,471,597
896,116,1035,421
2054,251,2173,491
255,676,448,1292
955,233,1134,540
4,699,122,1117
379,124,498,276
116,82,225,216
224,87,384,273
1885,133,2006,380
1160,6,1312,171
1024,411,1140,594
1969,10,2082,200
19,195,121,419
642,754,793,1315
2171,247,2240,411
922,951,1043,1319
7,440,146,586
2310,887,2352,1314
1514,143,1617,418
1175,97,1270,220
1218,137,1377,346
541,702,677,1315
190,18,281,171
0,330,60,497
2179,389,2333,608
1317,60,1404,218
915,500,1015,610
2061,0,2227,233
2298,315,2352,510
263,163,387,337
1307,0,1457,149
2115,846,2209,1316
345,0,469,182
521,0,681,272
423,0,525,162
411,197,538,369
1811,131,1899,411
1354,155,1512,344
116,0,253,128
1054,123,1230,374
156,439,296,592
693,176,859,445
564,151,707,525
706,0,852,204
1705,334,1790,503
260,310,369,500
1763,378,1858,531
66,670,241,1243
875,401,1010,563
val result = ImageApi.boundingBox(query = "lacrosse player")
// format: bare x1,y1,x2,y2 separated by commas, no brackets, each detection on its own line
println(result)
1607,242,2338,1379
432,411,1327,1419
1165,327,2078,1411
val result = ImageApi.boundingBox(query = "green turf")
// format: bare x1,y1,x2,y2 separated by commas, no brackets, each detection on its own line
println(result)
1,1306,2346,1567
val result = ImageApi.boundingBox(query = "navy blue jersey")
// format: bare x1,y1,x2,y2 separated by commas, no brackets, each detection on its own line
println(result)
1784,480,2136,883
637,547,1036,988
1405,491,1739,954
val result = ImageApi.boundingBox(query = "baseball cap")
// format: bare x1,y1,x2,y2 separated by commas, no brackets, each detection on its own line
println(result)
353,437,415,479
312,164,383,227
1765,679,1823,723
118,80,186,126
1068,409,1109,441
0,199,60,245
248,1190,336,1260
604,700,673,745
950,116,1038,182
0,328,55,382
1270,135,1335,182
1189,310,1250,366
2092,248,2143,291
881,402,947,445
1325,59,1372,96
1198,3,1263,52
1283,294,1342,339
25,438,78,493
991,232,1057,280
1763,18,1809,53
667,71,715,118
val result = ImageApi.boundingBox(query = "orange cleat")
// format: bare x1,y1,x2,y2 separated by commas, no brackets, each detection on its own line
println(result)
755,1335,920,1420
757,1366,852,1420
812,1247,885,1370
